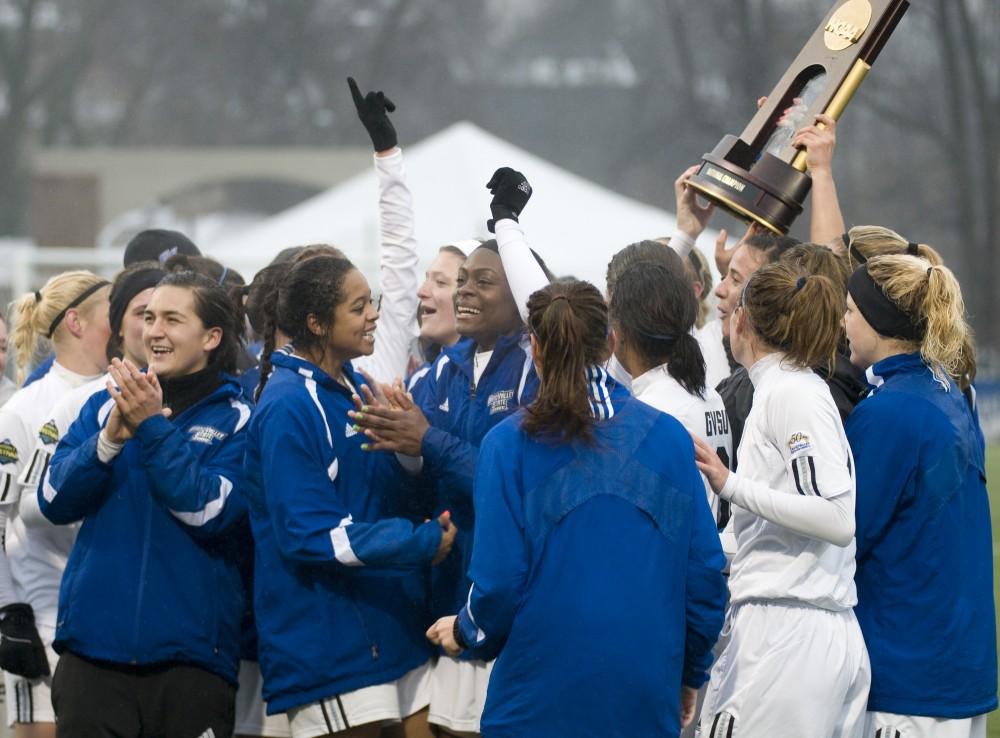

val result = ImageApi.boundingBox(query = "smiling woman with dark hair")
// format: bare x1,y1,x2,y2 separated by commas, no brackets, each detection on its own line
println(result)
40,271,252,738
350,168,548,737
244,254,455,738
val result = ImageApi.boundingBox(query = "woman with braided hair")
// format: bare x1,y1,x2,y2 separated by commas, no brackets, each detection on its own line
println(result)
843,255,995,737
0,271,110,736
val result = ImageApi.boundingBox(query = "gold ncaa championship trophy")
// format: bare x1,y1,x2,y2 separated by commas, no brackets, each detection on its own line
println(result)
686,0,909,234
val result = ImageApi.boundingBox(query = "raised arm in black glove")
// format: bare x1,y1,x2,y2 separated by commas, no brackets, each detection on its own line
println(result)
486,167,532,233
347,76,398,153
0,603,50,679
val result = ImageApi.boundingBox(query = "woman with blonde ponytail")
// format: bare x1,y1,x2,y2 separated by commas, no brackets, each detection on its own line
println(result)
840,224,944,272
0,270,110,736
692,261,870,737
425,279,726,737
843,255,995,736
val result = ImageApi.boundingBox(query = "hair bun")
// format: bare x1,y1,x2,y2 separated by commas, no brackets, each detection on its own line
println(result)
164,253,192,272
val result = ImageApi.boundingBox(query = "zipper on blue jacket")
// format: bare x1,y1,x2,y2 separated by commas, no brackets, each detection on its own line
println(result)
282,361,383,660
131,488,154,661
344,582,379,662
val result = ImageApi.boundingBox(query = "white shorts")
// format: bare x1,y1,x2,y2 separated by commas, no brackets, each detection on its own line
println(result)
698,601,870,738
4,672,54,726
427,656,493,734
4,640,58,726
863,712,987,738
287,661,431,738
235,660,292,737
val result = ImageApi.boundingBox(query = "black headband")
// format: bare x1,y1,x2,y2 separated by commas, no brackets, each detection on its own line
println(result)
842,231,867,266
109,267,165,335
847,265,924,342
46,281,111,339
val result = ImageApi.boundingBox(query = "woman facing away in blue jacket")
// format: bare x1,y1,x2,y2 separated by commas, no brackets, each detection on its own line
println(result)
39,270,253,738
349,167,550,737
843,254,996,737
426,279,728,738
244,254,456,738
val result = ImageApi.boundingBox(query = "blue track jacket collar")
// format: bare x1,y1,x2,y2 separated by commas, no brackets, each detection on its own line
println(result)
442,332,530,385
865,352,948,393
270,348,359,393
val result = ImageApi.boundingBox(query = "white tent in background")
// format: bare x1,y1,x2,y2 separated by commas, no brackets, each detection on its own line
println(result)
206,121,722,288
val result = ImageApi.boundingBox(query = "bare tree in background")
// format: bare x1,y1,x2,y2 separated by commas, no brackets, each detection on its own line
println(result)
0,0,996,349
0,0,123,234
936,0,999,348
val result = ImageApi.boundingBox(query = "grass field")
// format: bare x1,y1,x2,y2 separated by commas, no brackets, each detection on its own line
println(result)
988,445,999,737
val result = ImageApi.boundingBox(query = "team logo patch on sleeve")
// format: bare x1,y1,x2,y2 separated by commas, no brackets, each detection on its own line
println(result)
39,420,60,446
188,425,227,444
487,389,515,415
787,431,812,455
0,439,18,465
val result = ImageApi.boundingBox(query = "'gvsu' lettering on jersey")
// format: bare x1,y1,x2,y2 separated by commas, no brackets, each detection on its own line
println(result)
705,409,730,437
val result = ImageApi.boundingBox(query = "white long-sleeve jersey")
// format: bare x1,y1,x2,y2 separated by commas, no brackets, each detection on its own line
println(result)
722,352,857,611
22,373,108,491
631,364,732,526
494,218,547,325
0,362,98,655
354,148,420,385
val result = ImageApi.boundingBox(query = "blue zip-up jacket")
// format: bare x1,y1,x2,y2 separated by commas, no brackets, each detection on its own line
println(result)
846,353,997,718
39,376,252,684
456,371,727,738
416,333,538,624
244,350,441,713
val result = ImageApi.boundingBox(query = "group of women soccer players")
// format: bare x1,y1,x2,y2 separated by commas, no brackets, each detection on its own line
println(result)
0,78,994,738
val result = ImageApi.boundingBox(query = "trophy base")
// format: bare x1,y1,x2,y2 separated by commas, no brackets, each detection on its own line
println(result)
686,135,813,235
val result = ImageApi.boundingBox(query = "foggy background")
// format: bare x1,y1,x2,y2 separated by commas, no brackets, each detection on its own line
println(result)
1,0,997,370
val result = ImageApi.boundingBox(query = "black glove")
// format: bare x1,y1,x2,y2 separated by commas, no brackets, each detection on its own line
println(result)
486,167,532,233
347,76,398,152
0,603,50,679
